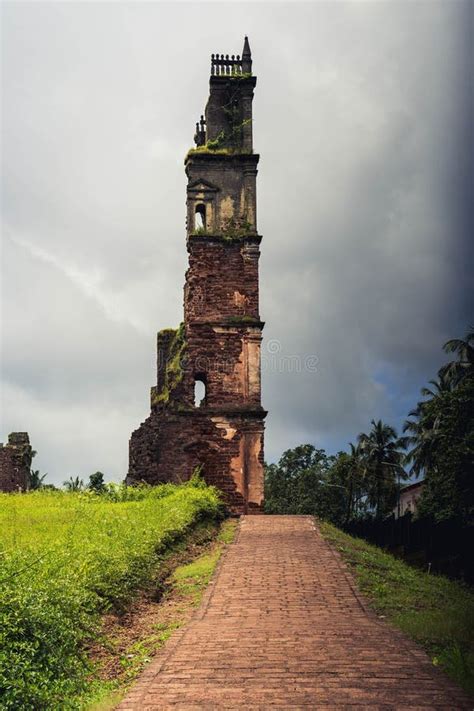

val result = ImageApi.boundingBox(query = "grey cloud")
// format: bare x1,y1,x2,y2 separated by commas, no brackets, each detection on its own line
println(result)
1,1,472,483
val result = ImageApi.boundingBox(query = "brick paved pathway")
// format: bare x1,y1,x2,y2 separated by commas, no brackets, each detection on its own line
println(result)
118,516,471,709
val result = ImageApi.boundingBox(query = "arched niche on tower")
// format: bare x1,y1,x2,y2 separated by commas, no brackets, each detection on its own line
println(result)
195,203,206,231
193,373,207,407
186,178,220,234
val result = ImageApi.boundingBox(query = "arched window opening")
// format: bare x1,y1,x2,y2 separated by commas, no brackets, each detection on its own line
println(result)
194,375,207,407
195,204,206,231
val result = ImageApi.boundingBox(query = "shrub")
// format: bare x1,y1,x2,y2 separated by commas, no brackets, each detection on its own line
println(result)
0,483,222,709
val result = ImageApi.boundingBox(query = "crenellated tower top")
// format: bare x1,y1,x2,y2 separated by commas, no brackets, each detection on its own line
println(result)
191,36,256,155
186,36,259,238
210,35,252,76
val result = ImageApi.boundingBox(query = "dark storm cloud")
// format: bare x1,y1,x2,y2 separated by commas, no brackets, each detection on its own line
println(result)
1,2,472,482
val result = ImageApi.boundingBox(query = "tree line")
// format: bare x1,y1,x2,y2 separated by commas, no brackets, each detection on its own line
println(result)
28,327,473,526
28,470,107,493
265,327,473,528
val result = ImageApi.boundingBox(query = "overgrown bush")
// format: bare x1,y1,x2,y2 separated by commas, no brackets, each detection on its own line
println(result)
0,482,222,709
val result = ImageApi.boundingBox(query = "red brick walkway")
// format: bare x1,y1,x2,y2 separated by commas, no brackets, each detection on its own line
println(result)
118,516,471,709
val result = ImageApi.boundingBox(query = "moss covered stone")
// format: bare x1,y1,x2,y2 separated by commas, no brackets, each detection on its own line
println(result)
152,323,187,407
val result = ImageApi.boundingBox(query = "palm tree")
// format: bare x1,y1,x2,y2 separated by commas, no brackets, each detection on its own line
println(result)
404,409,433,476
403,370,455,477
29,469,47,490
63,476,84,492
403,327,473,521
420,374,453,398
358,420,408,518
404,389,443,478
345,442,364,522
439,326,474,387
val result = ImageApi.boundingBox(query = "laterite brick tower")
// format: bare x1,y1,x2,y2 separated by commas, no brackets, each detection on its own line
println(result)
127,37,266,513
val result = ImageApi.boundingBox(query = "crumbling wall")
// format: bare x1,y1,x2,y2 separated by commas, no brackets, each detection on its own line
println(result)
184,236,260,322
128,409,264,514
0,433,32,492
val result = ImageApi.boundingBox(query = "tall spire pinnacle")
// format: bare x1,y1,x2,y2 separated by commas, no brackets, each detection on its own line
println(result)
242,36,252,74
242,36,251,58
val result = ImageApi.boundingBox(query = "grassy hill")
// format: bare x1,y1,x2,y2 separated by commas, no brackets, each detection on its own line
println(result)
0,482,223,709
320,521,474,696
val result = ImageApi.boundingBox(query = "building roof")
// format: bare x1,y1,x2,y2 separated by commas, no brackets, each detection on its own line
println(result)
400,480,424,494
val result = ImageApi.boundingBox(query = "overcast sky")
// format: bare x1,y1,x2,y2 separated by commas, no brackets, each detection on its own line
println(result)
1,1,472,486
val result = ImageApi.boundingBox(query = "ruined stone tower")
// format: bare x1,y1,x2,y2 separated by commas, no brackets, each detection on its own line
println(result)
128,37,265,513
0,433,33,492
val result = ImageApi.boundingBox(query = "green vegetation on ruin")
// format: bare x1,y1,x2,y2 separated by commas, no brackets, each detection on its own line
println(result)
186,144,253,158
213,70,252,82
186,119,253,158
191,226,214,236
187,145,232,157
221,217,254,238
319,521,474,696
190,219,256,243
152,323,186,407
228,72,253,81
190,231,257,243
0,482,223,709
157,327,178,336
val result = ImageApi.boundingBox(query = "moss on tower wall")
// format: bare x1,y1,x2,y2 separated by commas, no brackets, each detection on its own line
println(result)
152,323,187,407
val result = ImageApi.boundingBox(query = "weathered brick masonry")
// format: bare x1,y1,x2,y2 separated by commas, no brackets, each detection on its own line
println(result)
128,38,266,513
0,433,32,492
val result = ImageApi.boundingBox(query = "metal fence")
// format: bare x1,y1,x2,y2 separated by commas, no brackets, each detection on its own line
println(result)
345,514,474,584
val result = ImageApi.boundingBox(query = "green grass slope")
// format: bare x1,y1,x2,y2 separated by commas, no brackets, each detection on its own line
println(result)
0,482,222,710
320,521,474,696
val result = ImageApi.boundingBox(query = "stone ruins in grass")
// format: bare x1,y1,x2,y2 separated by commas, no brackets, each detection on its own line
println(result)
0,432,33,492
127,37,266,514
